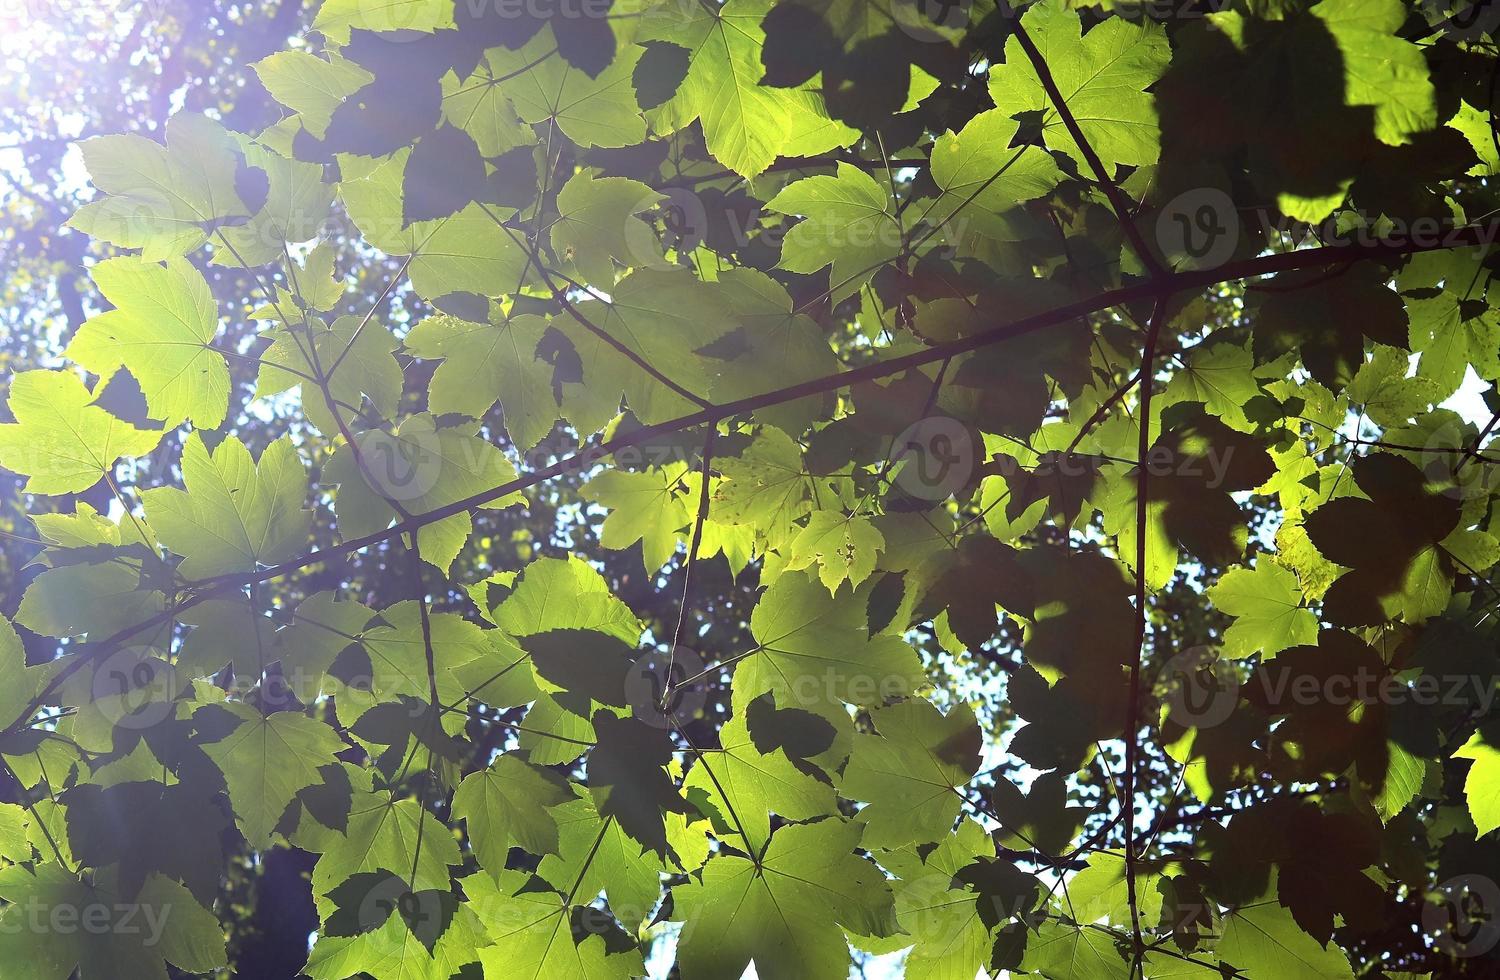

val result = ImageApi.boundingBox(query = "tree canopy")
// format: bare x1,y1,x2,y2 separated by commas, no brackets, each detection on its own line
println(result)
2,0,1500,977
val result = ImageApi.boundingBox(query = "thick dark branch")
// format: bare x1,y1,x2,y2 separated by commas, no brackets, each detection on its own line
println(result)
14,220,1500,732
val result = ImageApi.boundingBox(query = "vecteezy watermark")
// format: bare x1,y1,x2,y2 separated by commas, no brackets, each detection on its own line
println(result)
460,0,613,18
961,0,1232,24
1159,645,1240,729
1158,645,1498,731
1256,668,1498,717
357,427,445,504
90,646,177,731
1423,0,1500,42
1424,874,1500,958
1155,191,1500,273
356,874,445,936
617,185,969,271
992,444,1242,490
0,896,173,945
891,0,973,43
786,666,917,708
896,871,991,945
622,186,707,269
624,646,709,729
889,416,977,501
1418,422,1500,502
1156,189,1239,272
0,0,175,24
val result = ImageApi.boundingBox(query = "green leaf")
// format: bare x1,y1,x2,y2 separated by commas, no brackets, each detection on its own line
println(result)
1303,453,1460,625
325,415,523,572
1347,344,1440,427
17,562,164,640
1161,339,1260,429
453,754,574,874
912,535,1035,651
550,172,664,287
1023,920,1129,979
313,796,461,900
1455,730,1500,837
354,602,517,709
465,869,643,979
143,433,312,579
1219,890,1355,979
683,712,836,855
65,256,228,427
214,139,336,267
313,0,454,42
0,615,55,729
256,311,403,437
404,313,561,451
489,556,642,643
866,819,1002,977
926,109,1064,239
276,592,378,699
1405,250,1500,400
305,900,486,980
551,270,731,430
711,426,820,550
407,204,531,303
0,867,227,979
582,463,690,571
253,50,373,138
704,268,842,435
1106,407,1274,590
785,511,885,592
1207,562,1319,658
487,30,646,149
337,151,530,297
843,699,980,848
640,0,823,177
68,112,250,259
176,598,279,679
1310,0,1436,146
440,58,532,157
198,702,345,849
673,818,897,980
734,570,924,718
0,370,161,496
536,797,669,931
520,629,635,708
767,162,901,304
586,712,692,856
989,0,1169,171
1250,263,1408,393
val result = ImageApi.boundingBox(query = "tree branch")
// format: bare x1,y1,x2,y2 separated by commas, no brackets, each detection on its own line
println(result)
12,219,1500,733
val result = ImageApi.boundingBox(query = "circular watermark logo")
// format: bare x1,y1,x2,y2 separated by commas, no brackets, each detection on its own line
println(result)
350,0,436,35
1424,874,1500,957
1156,188,1239,272
89,646,177,731
888,416,976,501
1423,0,1500,42
624,646,709,729
356,874,445,936
1420,420,1499,502
624,186,707,269
891,0,973,42
358,427,444,503
1159,645,1239,729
